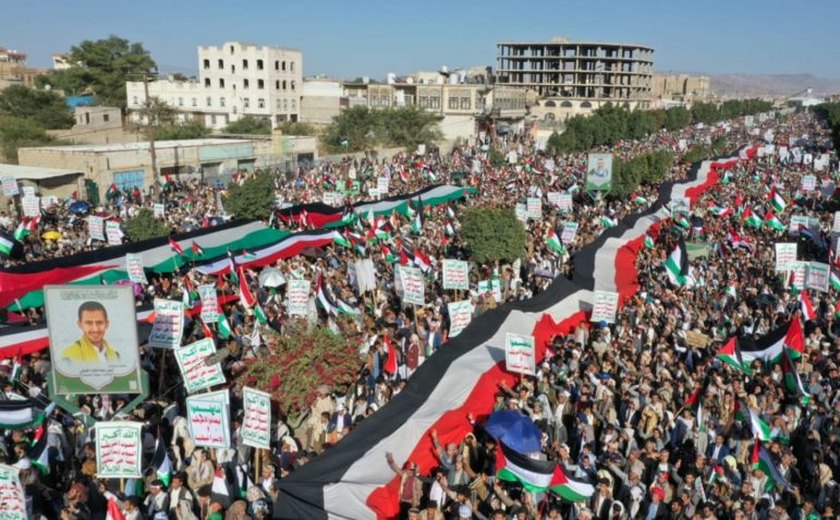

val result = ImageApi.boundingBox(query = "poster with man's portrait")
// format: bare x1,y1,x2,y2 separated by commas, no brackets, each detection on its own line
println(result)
45,285,142,395
586,153,613,192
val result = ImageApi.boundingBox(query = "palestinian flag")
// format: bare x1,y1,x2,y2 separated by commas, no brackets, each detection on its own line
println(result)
380,244,398,263
152,436,172,487
191,241,205,256
708,203,732,217
0,400,51,429
169,237,185,255
546,230,566,254
0,231,23,259
316,273,359,317
383,336,397,374
160,174,173,191
600,215,618,228
105,183,119,200
799,292,816,322
664,239,693,287
742,207,762,228
254,304,268,325
742,403,773,442
769,186,786,213
217,312,233,339
13,217,37,240
445,220,455,237
411,207,424,234
212,467,233,507
763,210,785,231
740,320,802,366
674,214,691,230
29,427,50,474
414,250,432,273
644,234,655,250
334,231,351,248
632,193,647,205
781,349,810,405
784,317,805,359
725,284,737,298
446,205,456,219
716,337,749,374
751,439,791,491
238,268,256,308
495,442,593,501
399,169,410,184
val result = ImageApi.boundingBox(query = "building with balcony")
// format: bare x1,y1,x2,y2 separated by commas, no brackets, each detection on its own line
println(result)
496,38,654,122
0,47,43,90
126,41,302,130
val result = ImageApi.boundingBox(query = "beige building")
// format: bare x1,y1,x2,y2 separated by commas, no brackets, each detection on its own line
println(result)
652,73,711,104
0,47,43,90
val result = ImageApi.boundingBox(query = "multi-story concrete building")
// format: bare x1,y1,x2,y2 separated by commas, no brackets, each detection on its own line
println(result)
652,73,711,105
496,38,654,122
126,41,302,130
0,47,43,90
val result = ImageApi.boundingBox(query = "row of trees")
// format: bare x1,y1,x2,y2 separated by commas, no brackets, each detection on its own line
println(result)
0,85,75,162
547,99,774,154
321,106,443,154
609,149,675,199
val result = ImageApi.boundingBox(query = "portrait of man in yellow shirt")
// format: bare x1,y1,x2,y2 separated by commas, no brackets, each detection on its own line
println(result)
62,301,120,364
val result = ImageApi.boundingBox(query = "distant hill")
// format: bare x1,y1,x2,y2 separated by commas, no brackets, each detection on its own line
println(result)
709,73,840,98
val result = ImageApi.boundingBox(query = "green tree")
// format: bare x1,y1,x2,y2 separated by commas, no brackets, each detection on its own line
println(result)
0,86,75,129
663,106,691,131
0,116,62,163
376,106,443,149
322,106,379,152
154,120,211,140
224,171,276,220
460,207,526,264
224,116,272,135
37,35,156,111
124,208,169,241
277,121,317,136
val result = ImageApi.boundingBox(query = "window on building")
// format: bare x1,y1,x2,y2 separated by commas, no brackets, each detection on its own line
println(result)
281,61,286,71
192,97,197,107
274,60,279,70
282,99,288,110
205,78,211,88
290,62,295,72
244,98,250,108
132,96,139,105
258,79,264,89
103,114,110,122
243,59,249,69
113,170,144,192
211,115,217,125
178,97,184,107
257,59,263,70
244,79,249,89
258,98,265,109
430,96,441,109
230,45,234,54
275,80,280,90
220,97,225,107
282,80,287,90
203,59,210,69
291,80,296,91
206,97,212,107
232,106,237,114
291,99,296,110
231,65,236,74
460,95,471,110
219,78,225,88
448,96,459,110
276,99,282,109
218,59,224,69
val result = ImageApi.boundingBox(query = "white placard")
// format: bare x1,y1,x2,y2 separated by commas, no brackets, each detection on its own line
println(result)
126,253,148,284
398,265,425,305
478,279,502,302
442,259,469,290
322,191,344,206
557,193,573,212
790,261,806,291
833,212,840,233
368,187,380,199
801,175,817,192
377,176,389,195
775,243,797,272
547,191,563,208
0,463,26,520
670,197,691,215
186,390,231,449
505,332,536,376
527,197,542,219
95,422,143,478
153,202,165,218
174,338,226,393
561,222,579,245
1,176,19,197
21,186,35,198
447,300,473,337
147,299,184,348
105,221,123,246
590,291,619,324
515,203,528,222
199,284,219,323
21,196,40,217
287,279,311,316
806,262,830,293
88,216,105,241
242,387,272,449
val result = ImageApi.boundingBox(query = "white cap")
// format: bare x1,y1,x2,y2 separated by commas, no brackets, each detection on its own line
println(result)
458,504,472,518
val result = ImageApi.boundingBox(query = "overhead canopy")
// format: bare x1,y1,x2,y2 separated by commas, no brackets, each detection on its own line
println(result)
0,164,83,182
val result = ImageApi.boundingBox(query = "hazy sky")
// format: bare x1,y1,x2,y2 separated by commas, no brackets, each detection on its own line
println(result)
3,0,837,79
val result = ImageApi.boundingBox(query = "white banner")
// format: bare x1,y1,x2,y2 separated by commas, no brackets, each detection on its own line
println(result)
354,259,377,294
174,338,226,394
0,463,26,520
95,422,143,478
447,300,473,337
88,216,105,241
546,191,562,208
515,203,528,223
478,279,502,303
21,196,40,217
801,175,817,192
153,202,166,218
505,332,535,376
398,265,425,305
147,299,184,348
105,221,123,246
126,253,148,284
242,387,272,449
561,222,579,245
590,291,619,324
442,259,469,290
806,262,830,293
527,197,542,220
186,390,231,448
774,243,797,272
287,279,311,316
1,177,19,197
199,285,219,323
377,176,389,195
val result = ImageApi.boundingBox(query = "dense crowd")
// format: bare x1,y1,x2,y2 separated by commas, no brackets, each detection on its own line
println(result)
1,108,838,520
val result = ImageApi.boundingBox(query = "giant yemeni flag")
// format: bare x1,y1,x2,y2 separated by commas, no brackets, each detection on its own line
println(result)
496,442,593,501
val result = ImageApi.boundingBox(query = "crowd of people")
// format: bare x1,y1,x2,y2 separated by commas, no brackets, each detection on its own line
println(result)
1,107,838,520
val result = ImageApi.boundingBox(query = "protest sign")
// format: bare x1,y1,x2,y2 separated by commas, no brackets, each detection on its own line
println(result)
368,187,380,199
834,212,840,233
126,253,148,284
590,291,619,324
377,176,389,195
242,387,272,449
586,153,613,191
442,259,469,290
174,338,226,393
478,279,502,302
447,300,473,337
685,330,709,349
527,197,542,219
790,261,806,291
801,175,817,192
0,177,19,197
147,299,184,349
45,285,143,395
88,216,105,241
774,243,797,271
670,197,691,215
153,202,165,218
105,221,122,246
199,285,219,323
186,390,231,448
21,196,40,217
21,186,35,198
557,193,573,212
287,279,310,316
561,222,579,245
95,422,143,478
0,463,26,520
354,259,377,293
547,191,562,208
505,332,535,376
398,265,425,305
515,203,528,222
322,191,344,206
806,262,830,293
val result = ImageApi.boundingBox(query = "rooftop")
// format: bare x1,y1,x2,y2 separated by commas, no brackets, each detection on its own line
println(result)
0,164,83,181
497,40,654,51
23,138,254,153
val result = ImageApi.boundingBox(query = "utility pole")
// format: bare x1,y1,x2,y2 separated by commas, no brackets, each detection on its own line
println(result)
143,73,160,201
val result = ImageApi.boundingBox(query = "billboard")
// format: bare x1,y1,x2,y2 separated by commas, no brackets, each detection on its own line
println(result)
45,285,143,395
586,153,613,192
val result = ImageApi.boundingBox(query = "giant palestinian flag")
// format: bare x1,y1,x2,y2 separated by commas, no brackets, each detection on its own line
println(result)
272,148,757,519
